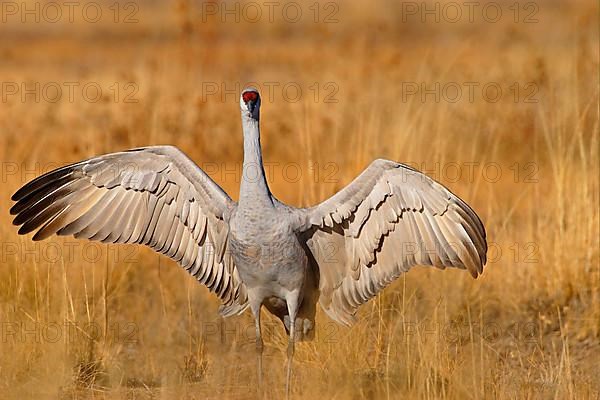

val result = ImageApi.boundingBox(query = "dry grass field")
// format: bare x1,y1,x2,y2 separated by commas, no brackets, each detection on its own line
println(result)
0,0,598,398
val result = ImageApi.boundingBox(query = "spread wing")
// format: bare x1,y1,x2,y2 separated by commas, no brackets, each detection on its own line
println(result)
10,145,247,316
300,159,487,326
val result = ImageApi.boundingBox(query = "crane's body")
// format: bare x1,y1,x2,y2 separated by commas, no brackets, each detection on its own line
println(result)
229,203,308,329
10,88,488,396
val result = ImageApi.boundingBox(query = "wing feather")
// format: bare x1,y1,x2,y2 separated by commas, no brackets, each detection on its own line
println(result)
11,146,247,314
301,159,487,325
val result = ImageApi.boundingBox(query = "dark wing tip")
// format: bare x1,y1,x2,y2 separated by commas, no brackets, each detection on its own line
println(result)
9,202,20,216
11,165,74,202
11,184,33,202
17,222,33,236
32,227,53,241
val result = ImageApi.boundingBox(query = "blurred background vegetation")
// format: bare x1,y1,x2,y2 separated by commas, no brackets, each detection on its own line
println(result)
0,0,598,398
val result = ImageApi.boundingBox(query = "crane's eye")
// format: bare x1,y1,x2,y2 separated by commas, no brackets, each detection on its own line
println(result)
242,91,258,103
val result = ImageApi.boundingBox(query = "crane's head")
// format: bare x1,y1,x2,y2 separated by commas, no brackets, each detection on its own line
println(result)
240,88,261,121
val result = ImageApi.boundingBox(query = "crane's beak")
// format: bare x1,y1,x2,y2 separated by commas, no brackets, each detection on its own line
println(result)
246,100,256,114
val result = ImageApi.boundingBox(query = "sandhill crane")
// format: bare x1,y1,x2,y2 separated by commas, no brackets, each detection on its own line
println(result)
11,88,487,396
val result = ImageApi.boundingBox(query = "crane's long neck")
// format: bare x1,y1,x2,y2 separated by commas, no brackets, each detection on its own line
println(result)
239,117,272,208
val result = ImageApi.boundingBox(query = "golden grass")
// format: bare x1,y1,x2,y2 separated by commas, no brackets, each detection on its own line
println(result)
0,0,598,398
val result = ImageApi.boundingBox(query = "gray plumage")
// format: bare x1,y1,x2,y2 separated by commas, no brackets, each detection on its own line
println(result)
11,88,487,394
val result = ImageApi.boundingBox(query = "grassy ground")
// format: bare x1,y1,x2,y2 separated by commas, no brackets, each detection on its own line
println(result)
0,0,598,398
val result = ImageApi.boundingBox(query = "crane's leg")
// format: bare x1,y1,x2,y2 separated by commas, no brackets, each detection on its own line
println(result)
250,301,264,389
285,291,300,399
